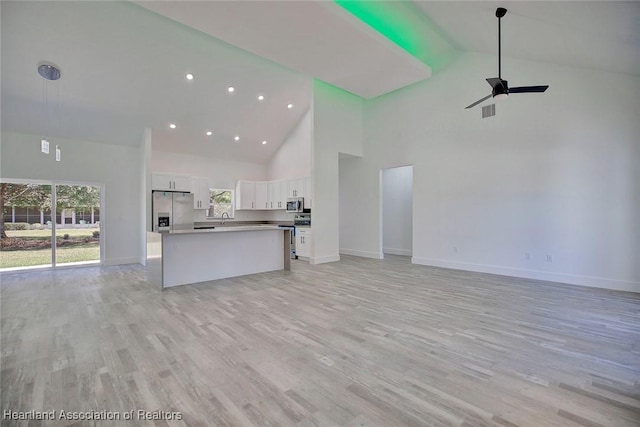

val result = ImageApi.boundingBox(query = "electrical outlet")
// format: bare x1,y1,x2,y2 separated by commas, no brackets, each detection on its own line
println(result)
525,252,531,260
546,254,552,262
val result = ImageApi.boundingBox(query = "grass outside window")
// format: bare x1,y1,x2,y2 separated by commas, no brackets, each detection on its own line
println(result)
0,228,100,269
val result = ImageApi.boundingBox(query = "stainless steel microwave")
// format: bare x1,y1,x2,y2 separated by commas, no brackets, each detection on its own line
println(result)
286,197,304,213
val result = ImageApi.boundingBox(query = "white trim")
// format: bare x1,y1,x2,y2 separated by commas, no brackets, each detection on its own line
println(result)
411,257,640,293
378,169,384,262
310,254,341,265
340,249,382,259
383,247,412,256
0,265,52,274
0,262,99,275
103,257,140,266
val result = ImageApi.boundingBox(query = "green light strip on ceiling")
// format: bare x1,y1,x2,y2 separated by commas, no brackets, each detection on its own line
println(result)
334,0,423,60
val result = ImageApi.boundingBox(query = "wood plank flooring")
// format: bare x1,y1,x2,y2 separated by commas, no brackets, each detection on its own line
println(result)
1,255,639,426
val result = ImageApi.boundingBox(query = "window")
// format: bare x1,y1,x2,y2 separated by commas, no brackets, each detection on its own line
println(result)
1,180,102,271
207,189,234,219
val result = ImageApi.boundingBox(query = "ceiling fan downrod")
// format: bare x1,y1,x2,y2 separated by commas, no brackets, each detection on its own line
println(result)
496,7,507,80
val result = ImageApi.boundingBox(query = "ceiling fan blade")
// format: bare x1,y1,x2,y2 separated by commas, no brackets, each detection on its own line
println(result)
486,78,504,89
509,85,549,93
465,94,492,109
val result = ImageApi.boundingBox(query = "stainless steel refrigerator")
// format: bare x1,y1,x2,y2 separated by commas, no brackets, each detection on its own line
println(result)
152,191,194,231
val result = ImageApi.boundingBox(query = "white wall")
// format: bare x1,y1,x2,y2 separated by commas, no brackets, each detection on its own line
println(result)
339,52,640,292
0,131,144,265
140,128,152,264
267,109,312,180
151,150,270,221
382,166,413,256
312,80,363,264
264,109,312,222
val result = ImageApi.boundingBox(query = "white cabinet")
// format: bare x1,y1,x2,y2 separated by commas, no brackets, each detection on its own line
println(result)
287,177,311,208
267,182,276,210
255,182,269,210
191,177,210,209
235,177,310,210
173,175,192,192
296,228,312,259
288,178,304,198
268,181,286,209
152,172,191,192
152,173,172,191
235,181,256,210
303,176,312,209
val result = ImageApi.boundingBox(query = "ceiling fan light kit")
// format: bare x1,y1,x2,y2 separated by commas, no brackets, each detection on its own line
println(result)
465,7,549,110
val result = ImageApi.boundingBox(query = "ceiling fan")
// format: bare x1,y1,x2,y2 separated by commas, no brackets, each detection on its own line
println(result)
465,7,549,109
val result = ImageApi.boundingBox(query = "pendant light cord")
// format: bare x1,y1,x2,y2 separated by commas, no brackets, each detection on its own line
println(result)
42,77,46,137
56,79,60,130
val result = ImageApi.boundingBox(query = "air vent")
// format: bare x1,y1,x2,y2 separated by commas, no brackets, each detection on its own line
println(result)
482,103,496,118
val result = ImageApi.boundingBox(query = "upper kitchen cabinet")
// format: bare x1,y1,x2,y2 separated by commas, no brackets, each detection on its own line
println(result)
235,180,256,210
255,181,269,210
288,178,304,198
287,177,312,208
191,176,210,209
152,172,191,192
235,177,310,210
269,180,286,209
303,176,312,209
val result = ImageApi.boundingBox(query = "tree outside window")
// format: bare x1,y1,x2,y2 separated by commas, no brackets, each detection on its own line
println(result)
207,189,234,219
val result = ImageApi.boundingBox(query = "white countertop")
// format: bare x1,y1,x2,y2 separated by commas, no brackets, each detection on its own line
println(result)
163,225,289,235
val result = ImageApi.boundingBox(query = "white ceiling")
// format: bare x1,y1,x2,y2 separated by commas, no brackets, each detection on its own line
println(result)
135,0,432,99
2,1,638,165
414,1,640,77
0,1,313,163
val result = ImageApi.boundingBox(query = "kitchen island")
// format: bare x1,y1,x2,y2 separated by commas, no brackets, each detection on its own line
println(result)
147,225,291,288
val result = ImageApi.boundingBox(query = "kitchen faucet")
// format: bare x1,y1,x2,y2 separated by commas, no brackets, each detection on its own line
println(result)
221,212,230,225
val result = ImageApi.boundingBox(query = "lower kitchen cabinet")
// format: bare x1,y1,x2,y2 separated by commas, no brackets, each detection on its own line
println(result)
296,228,312,259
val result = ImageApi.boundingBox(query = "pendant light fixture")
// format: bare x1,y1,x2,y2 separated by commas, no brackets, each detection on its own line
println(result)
38,62,62,161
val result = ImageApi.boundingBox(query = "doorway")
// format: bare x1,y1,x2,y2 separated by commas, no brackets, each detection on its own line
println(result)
0,180,102,270
381,166,413,258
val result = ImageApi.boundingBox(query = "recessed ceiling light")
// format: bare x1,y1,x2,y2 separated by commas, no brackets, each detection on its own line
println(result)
287,104,293,109
228,86,235,93
186,73,194,80
257,95,264,101
234,136,240,141
169,123,176,129
262,140,267,145
206,131,212,136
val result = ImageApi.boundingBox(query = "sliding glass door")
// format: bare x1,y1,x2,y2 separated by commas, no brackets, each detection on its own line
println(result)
0,180,101,270
0,182,53,269
54,184,101,266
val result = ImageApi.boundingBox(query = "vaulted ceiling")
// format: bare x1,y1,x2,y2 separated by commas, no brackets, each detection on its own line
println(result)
2,1,638,164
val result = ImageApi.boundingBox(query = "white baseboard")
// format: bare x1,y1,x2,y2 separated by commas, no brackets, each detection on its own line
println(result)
340,248,383,259
411,257,640,293
310,254,341,265
383,247,412,256
104,257,141,266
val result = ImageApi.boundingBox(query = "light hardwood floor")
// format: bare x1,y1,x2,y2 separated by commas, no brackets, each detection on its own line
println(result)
1,255,639,427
